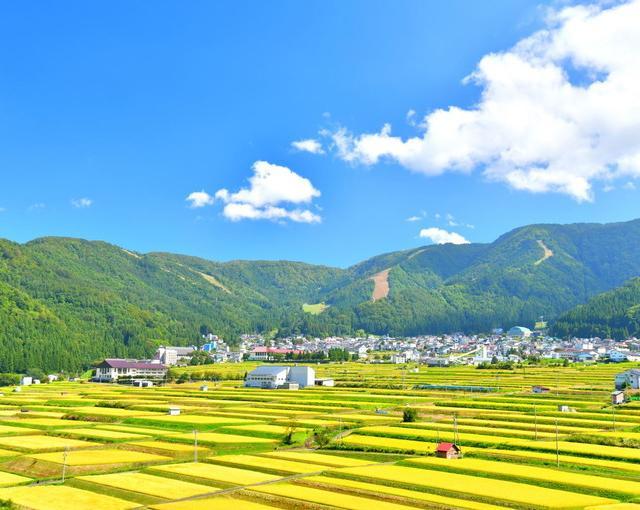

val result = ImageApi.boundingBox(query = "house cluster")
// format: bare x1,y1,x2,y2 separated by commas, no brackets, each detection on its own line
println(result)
235,328,640,367
153,335,243,366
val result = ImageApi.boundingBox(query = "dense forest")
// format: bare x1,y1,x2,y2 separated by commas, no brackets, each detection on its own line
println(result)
552,278,640,340
2,219,640,371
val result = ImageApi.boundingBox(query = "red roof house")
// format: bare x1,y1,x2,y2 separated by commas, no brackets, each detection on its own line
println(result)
435,442,462,459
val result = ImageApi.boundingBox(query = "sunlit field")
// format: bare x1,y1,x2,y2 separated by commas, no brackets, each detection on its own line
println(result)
0,362,638,508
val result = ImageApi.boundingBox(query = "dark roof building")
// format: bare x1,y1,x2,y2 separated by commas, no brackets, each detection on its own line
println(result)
94,359,167,382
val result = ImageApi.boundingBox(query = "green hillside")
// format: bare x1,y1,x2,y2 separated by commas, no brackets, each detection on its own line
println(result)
552,278,640,340
2,219,640,371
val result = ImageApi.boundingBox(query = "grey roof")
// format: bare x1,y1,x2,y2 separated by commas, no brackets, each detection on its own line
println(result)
248,366,290,376
98,359,167,370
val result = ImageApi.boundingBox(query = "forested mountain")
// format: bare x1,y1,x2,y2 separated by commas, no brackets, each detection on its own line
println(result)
552,278,640,340
2,219,640,371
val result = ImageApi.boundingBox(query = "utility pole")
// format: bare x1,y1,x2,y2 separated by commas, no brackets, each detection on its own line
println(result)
194,429,198,463
612,405,616,432
555,418,560,468
453,414,459,445
62,447,69,483
534,405,538,440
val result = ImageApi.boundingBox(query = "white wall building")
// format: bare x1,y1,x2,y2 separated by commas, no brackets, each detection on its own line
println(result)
245,366,315,389
616,369,640,390
94,359,167,382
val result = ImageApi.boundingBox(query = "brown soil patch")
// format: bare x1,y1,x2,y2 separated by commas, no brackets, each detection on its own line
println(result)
534,240,553,266
370,269,390,301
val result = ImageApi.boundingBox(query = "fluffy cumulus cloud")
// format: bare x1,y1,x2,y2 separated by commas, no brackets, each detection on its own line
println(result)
291,139,324,154
71,197,93,208
419,227,470,245
187,161,321,223
186,191,215,208
321,0,640,202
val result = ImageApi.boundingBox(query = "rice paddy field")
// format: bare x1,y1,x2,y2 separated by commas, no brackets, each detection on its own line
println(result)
0,362,640,508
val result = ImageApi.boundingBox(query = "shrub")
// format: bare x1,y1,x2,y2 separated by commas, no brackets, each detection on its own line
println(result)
403,408,418,423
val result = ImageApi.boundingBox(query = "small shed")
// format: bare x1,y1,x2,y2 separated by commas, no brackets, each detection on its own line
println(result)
435,442,462,459
200,384,209,392
611,390,625,405
558,405,571,412
315,378,335,387
168,406,181,416
532,385,550,394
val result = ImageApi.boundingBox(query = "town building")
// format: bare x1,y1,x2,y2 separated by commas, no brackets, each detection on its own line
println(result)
248,347,303,361
155,346,196,366
507,326,532,338
93,359,167,382
244,365,315,389
615,369,640,390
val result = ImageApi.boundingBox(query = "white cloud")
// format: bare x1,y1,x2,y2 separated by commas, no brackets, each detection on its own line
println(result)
71,197,93,208
406,210,426,222
28,203,45,211
322,0,640,202
624,181,637,190
291,139,324,154
406,109,417,126
419,227,470,245
186,191,215,208
215,161,321,223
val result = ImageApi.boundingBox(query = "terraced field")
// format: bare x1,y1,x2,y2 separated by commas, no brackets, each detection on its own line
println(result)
0,362,638,508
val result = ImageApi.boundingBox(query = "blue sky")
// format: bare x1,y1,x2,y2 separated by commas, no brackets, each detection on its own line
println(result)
0,0,638,267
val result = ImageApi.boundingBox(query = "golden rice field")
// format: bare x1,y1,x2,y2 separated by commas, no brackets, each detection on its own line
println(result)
209,453,330,474
250,482,421,510
78,472,216,499
150,497,279,510
0,362,637,508
303,475,506,510
0,485,137,510
150,461,280,485
333,464,616,508
29,449,170,466
0,434,100,452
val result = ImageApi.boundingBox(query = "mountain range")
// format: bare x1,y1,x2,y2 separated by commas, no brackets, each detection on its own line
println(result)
2,218,640,372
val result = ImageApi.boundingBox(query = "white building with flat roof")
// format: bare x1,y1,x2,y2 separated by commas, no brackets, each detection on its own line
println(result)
245,366,315,389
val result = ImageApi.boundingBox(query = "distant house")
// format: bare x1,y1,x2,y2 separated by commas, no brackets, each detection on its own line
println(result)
155,346,196,366
615,369,640,390
608,350,628,363
20,376,32,386
94,359,167,382
425,358,450,367
435,442,462,459
507,326,532,338
248,347,303,361
611,390,625,405
245,366,315,389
